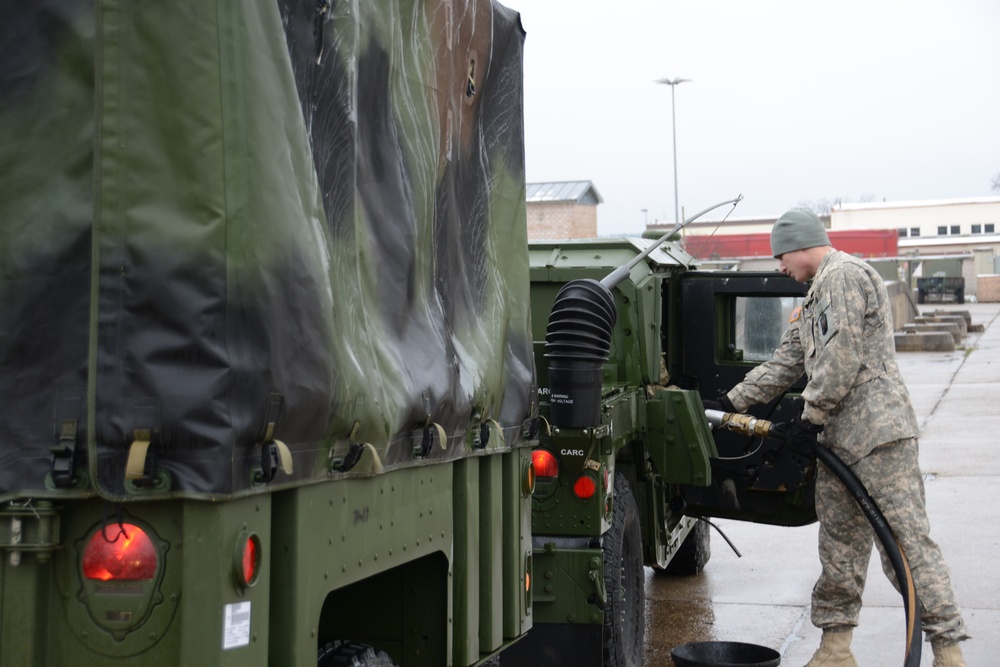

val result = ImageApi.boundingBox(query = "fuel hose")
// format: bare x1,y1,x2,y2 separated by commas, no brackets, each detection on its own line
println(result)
705,410,921,667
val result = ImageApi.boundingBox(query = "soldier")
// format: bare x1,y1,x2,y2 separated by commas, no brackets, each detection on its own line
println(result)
704,210,969,667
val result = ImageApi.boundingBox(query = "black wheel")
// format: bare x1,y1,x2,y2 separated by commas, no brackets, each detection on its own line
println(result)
602,473,644,666
659,519,711,576
318,641,399,667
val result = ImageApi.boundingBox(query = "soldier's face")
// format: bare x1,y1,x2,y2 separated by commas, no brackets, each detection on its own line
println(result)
778,249,814,283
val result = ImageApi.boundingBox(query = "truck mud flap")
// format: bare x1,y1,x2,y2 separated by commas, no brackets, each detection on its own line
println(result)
499,622,602,667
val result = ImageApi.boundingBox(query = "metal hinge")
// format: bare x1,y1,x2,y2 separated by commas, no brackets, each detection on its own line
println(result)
1,501,61,566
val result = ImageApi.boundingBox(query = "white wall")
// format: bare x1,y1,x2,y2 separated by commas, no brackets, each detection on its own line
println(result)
832,198,1000,250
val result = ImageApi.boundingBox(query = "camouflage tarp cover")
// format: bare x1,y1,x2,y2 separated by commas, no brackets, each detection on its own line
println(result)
0,0,533,501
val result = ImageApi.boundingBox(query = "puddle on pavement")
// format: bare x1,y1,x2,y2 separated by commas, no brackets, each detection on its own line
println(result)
643,568,794,666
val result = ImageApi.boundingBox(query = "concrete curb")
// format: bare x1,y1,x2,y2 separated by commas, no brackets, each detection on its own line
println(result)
894,331,956,352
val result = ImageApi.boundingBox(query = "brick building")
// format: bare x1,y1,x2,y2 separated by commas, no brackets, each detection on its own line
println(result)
525,181,602,240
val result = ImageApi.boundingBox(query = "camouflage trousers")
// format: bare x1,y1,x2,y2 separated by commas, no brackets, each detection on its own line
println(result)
811,438,970,645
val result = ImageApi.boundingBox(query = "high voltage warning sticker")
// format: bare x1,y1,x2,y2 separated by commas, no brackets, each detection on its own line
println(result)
223,601,252,649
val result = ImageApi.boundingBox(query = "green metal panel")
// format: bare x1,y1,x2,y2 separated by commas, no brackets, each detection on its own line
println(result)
270,465,455,666
453,458,481,665
501,448,533,641
644,388,716,486
478,456,503,653
0,558,49,666
175,497,273,666
530,546,604,626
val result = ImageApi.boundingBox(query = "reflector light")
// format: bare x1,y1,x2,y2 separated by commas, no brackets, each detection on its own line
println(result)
532,449,559,478
234,531,263,589
524,552,533,608
242,536,258,585
573,475,597,499
82,524,158,581
523,459,536,496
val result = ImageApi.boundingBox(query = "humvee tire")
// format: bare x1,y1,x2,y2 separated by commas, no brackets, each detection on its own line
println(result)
602,474,644,666
661,519,711,576
318,641,398,667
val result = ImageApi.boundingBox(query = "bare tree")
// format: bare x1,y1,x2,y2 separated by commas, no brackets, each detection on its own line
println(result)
795,195,877,217
795,198,841,216
992,172,1000,193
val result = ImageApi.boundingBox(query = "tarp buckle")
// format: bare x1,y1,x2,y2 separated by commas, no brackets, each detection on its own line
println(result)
50,419,79,488
255,422,293,484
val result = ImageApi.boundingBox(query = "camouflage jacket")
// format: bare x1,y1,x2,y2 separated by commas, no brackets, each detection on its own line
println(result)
727,250,919,464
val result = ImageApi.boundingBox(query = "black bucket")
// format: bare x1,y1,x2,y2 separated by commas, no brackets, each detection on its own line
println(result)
671,641,780,667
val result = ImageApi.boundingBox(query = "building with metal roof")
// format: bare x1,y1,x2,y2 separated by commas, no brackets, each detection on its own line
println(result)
526,180,603,240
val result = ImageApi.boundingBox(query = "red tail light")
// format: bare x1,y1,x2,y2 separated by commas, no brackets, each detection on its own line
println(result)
532,449,559,478
573,475,597,499
82,524,158,581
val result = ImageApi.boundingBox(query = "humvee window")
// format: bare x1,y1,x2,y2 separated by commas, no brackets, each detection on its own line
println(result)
735,296,804,361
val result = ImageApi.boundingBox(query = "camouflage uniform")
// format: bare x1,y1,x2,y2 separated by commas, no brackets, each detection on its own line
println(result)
727,250,968,645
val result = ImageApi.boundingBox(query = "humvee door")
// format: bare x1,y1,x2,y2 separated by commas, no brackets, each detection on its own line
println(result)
672,270,816,526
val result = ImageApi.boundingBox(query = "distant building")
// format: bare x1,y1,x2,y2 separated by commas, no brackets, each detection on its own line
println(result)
526,181,602,240
831,197,1000,257
643,197,1000,300
679,229,897,261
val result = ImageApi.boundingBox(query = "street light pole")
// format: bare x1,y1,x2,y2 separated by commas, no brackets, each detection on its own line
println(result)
655,77,690,224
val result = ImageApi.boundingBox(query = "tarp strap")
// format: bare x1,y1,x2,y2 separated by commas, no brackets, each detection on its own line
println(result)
125,430,152,480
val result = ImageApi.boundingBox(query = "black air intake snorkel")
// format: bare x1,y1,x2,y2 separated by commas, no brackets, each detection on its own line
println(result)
544,278,616,428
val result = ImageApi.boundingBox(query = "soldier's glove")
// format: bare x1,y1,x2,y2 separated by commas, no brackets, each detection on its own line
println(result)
770,417,822,458
702,393,736,413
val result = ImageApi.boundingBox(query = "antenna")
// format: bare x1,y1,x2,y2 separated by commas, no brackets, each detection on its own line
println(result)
600,195,743,289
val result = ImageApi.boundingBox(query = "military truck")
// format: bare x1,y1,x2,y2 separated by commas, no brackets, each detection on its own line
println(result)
503,235,817,666
0,1,536,666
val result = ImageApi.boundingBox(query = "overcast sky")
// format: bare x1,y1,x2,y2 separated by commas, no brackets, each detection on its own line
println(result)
511,0,1000,235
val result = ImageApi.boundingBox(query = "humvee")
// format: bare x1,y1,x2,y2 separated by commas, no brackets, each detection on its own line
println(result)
504,234,816,666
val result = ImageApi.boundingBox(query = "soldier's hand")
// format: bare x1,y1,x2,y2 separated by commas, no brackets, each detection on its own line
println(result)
702,393,735,413
770,418,822,457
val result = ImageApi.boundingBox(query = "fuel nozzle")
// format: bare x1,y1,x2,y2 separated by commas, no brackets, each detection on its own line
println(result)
704,409,778,439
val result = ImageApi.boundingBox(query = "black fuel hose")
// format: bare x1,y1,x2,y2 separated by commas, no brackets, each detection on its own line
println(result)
813,442,921,667
706,409,923,665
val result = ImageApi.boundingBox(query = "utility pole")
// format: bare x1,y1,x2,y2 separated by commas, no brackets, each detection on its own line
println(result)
655,77,690,224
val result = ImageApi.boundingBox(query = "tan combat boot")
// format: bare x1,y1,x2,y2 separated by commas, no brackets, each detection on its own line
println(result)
804,629,858,667
932,642,967,667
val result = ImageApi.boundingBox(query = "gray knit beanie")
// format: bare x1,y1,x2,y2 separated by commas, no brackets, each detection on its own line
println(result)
770,210,831,258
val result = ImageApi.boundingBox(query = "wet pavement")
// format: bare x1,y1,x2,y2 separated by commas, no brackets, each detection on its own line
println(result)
644,302,1000,666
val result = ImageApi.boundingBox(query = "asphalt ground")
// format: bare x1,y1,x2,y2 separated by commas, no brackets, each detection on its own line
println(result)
643,302,1000,666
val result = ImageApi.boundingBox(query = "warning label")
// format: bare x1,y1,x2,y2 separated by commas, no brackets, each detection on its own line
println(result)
223,601,252,649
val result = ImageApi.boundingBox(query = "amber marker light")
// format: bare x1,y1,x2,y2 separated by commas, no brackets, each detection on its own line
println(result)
82,523,158,581
524,552,533,608
523,458,536,496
